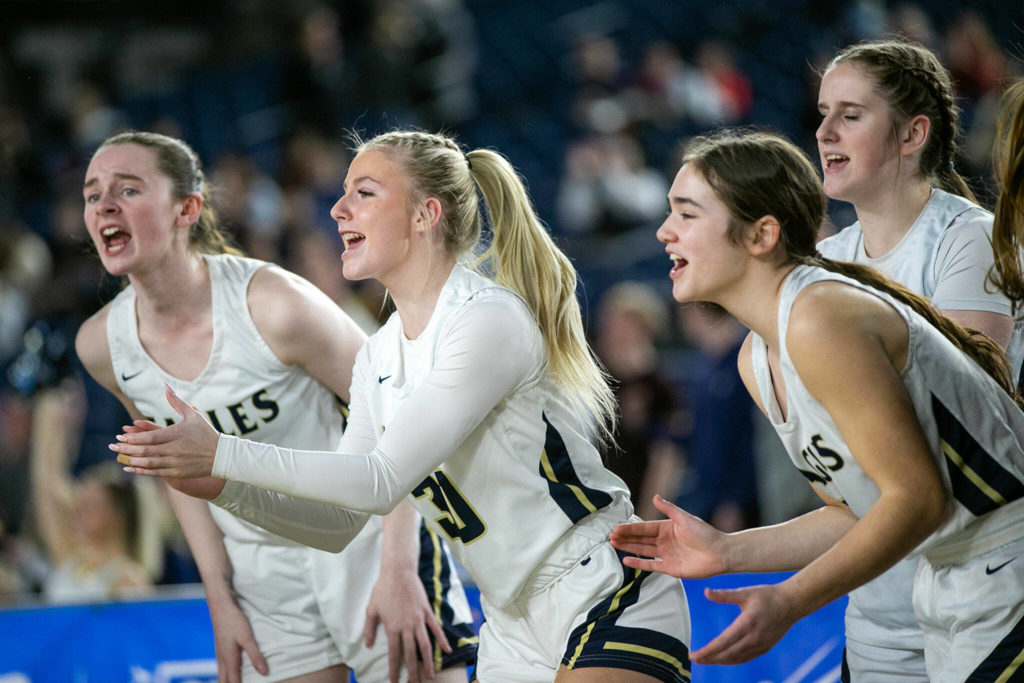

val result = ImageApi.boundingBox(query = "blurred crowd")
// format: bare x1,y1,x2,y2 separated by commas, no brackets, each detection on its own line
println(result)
0,0,1021,604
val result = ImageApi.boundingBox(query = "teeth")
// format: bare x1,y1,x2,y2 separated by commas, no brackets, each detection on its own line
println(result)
102,227,121,236
670,254,682,263
825,154,847,161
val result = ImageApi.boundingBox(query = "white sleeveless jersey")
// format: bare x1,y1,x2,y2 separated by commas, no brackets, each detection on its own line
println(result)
818,188,1024,379
750,265,1024,562
356,265,632,605
107,253,349,544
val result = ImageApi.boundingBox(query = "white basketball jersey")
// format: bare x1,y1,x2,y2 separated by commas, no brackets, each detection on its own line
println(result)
750,265,1024,561
818,188,1024,379
107,253,350,544
357,265,632,606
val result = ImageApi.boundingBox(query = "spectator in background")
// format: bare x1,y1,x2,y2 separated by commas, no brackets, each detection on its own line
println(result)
673,304,759,532
556,133,667,236
209,152,287,262
695,41,753,124
30,382,152,603
595,281,686,520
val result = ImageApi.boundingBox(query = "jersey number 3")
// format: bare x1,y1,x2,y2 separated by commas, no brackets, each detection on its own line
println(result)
413,470,486,544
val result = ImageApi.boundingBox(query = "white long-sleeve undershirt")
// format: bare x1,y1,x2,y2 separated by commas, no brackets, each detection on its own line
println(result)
212,293,542,536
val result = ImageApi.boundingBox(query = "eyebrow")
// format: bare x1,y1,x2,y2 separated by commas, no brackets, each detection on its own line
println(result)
669,196,704,209
344,175,380,189
83,172,146,189
818,100,866,111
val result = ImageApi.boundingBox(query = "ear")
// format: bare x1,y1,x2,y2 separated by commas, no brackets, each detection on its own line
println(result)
746,216,781,256
175,193,203,229
899,114,930,157
414,196,443,234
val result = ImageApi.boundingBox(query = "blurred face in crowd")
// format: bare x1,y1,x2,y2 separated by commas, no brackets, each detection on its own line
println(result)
816,62,903,207
83,143,192,277
72,479,123,545
330,148,425,287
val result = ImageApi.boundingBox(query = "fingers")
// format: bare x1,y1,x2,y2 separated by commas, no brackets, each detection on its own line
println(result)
653,494,686,519
242,640,269,677
364,611,380,648
620,555,666,573
218,647,241,683
123,420,161,433
426,613,452,654
704,586,743,605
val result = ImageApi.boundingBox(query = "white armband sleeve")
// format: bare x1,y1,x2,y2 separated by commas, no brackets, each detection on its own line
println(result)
211,480,370,552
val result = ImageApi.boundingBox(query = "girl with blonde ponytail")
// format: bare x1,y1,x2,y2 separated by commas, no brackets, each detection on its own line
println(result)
113,130,692,682
609,129,1024,682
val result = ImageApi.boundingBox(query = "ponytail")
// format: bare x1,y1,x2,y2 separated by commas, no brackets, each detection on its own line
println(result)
803,255,1022,406
468,149,618,437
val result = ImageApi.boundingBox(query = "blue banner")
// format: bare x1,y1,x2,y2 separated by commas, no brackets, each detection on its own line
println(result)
0,575,845,682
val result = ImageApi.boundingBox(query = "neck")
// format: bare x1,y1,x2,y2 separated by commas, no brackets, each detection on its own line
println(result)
853,179,932,258
713,262,794,350
129,251,211,324
388,258,457,340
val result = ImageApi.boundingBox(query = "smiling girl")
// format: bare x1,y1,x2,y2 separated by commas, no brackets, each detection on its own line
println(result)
76,131,476,683
609,129,1024,682
813,39,1024,681
109,130,693,682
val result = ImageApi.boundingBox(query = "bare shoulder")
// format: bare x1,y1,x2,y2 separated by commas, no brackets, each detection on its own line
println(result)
75,304,117,391
247,263,366,373
786,280,908,389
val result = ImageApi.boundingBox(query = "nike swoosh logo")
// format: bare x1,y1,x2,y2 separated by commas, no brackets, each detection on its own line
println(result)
121,369,144,381
378,375,392,384
986,557,1017,575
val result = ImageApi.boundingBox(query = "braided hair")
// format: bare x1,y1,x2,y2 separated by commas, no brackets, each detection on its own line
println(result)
829,39,977,202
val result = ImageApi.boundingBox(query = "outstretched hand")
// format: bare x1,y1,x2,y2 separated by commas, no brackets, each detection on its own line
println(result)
689,583,801,665
609,495,731,579
112,384,222,489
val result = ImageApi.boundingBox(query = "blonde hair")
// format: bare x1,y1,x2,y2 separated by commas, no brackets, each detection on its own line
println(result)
354,130,617,436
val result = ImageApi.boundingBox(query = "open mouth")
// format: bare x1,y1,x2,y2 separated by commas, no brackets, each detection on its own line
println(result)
824,153,850,170
341,232,365,252
101,226,131,254
669,253,688,277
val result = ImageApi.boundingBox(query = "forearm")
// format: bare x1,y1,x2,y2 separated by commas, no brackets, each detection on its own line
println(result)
380,499,422,572
778,491,941,618
211,480,370,553
166,487,235,604
213,435,422,516
723,502,857,573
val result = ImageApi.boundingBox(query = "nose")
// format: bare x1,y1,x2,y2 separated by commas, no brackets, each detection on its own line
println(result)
815,114,835,145
656,216,673,244
330,194,348,224
94,189,119,214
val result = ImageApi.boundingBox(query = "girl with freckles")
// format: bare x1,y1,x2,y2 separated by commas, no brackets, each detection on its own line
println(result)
608,129,1024,682
110,130,692,682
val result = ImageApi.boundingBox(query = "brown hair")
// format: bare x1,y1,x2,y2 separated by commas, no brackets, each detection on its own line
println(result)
990,78,1024,307
682,129,1020,404
828,39,977,202
95,131,242,256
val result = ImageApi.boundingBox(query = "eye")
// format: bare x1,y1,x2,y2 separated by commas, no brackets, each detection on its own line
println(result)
85,193,99,203
122,187,138,196
357,189,374,198
843,114,859,121
681,212,696,220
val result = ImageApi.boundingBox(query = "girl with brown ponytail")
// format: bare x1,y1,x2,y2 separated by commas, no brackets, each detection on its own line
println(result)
609,129,1024,682
812,38,1022,681
110,130,693,682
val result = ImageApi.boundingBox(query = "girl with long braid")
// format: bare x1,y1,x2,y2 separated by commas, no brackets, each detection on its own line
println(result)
609,129,1024,682
107,130,692,682
813,39,1023,681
